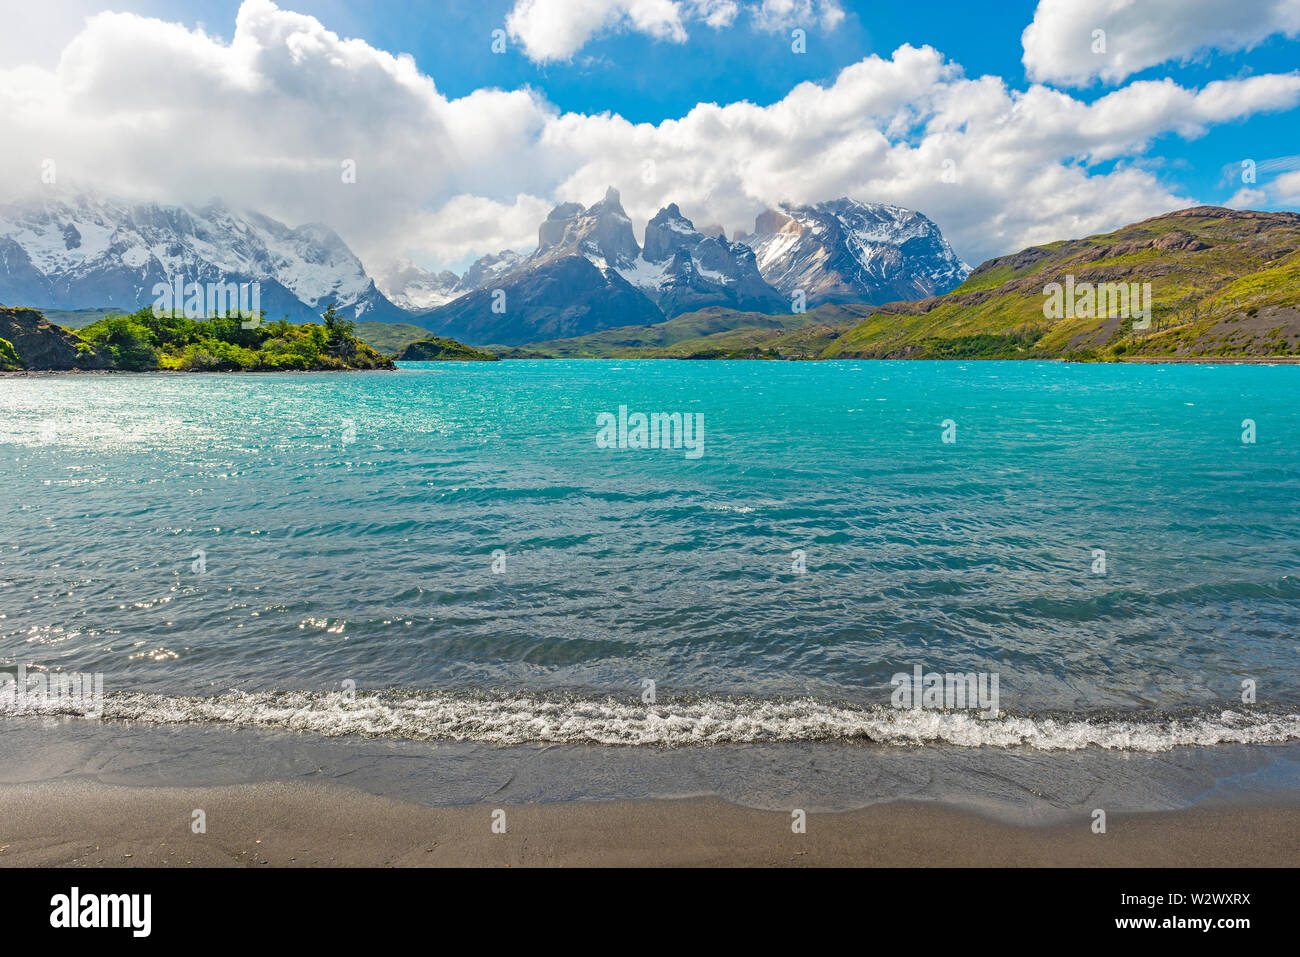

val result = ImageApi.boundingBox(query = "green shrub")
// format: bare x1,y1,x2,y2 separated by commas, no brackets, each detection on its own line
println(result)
0,337,22,371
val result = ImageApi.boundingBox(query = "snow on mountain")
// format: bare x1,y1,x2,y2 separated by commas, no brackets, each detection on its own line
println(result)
417,188,969,344
417,188,791,343
534,187,641,270
0,186,971,340
632,203,786,316
372,257,461,311
0,191,408,323
456,249,524,291
737,199,971,306
374,250,527,312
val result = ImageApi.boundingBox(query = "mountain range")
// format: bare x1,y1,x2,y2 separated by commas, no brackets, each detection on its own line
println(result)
504,206,1297,361
0,193,410,324
0,188,970,344
410,188,970,344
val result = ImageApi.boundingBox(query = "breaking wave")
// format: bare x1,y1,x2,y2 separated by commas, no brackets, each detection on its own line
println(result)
5,689,1300,751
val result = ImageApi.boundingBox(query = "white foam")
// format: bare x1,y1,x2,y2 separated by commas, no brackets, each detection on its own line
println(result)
4,690,1299,751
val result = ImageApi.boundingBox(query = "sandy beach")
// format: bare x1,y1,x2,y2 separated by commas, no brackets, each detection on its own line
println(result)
2,779,1297,867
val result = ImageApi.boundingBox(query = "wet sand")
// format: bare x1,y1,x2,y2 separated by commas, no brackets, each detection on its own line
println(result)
2,779,1297,867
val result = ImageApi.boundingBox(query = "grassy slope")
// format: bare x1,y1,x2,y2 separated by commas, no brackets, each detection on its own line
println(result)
824,207,1300,360
353,321,432,354
25,307,119,329
494,304,872,358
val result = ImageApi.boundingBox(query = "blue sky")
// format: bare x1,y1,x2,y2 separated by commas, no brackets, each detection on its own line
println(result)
2,0,1298,272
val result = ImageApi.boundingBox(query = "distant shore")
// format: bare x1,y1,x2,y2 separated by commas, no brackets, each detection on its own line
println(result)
7,356,1300,374
1116,356,1300,364
3,779,1297,867
0,366,396,376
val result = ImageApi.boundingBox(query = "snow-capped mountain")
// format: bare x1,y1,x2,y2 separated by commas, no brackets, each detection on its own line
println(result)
418,189,970,344
372,257,461,311
737,199,971,306
0,192,408,323
457,249,524,291
627,203,786,316
419,188,789,344
374,250,525,312
418,190,661,345
526,189,783,315
533,188,642,270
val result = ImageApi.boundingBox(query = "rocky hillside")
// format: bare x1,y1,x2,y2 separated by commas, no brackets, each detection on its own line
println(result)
825,207,1300,359
0,307,99,370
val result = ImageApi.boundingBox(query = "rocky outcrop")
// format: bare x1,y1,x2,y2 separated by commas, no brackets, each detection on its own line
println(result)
0,307,96,370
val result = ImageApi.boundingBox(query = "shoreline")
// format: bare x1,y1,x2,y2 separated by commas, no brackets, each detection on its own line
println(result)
3,779,1298,867
6,355,1300,375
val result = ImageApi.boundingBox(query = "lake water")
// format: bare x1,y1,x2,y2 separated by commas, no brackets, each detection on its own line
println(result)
2,360,1299,754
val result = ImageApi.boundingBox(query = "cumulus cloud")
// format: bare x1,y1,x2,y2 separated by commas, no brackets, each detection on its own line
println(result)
505,0,689,63
1,0,1297,276
752,0,845,32
1275,169,1300,203
1236,167,1300,207
1023,0,1300,87
504,0,842,62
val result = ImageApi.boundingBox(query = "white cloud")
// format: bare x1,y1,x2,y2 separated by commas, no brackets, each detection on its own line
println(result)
1023,0,1300,87
504,0,843,62
1271,169,1300,203
1227,186,1269,208
398,194,554,268
691,1,742,29
505,0,690,63
1,0,1297,277
752,0,845,32
541,46,1299,262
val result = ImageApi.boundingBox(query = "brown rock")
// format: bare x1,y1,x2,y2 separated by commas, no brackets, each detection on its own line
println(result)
0,307,95,370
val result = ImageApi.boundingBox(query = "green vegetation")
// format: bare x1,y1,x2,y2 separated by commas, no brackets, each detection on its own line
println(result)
31,307,119,330
353,321,436,354
494,303,872,359
394,335,498,361
78,303,393,371
915,327,1047,359
0,337,21,371
825,207,1300,360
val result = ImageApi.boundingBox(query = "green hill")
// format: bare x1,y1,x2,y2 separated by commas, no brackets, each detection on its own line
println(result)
353,321,433,354
825,207,1300,360
394,335,498,361
494,304,872,358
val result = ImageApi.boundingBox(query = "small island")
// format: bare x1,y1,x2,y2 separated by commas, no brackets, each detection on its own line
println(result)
393,335,499,361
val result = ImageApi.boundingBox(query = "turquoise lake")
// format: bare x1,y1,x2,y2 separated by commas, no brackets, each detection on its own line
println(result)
2,360,1299,749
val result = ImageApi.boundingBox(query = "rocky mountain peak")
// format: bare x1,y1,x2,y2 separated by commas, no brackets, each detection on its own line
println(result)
534,188,639,269
643,204,704,263
743,197,969,306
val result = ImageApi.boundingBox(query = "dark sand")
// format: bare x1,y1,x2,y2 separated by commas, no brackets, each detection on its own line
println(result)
2,780,1297,867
